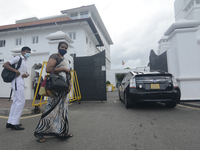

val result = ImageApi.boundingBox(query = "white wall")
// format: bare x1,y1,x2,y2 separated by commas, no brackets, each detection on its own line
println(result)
174,0,200,21
174,0,186,21
158,41,170,55
0,63,12,98
166,24,200,100
157,1,200,100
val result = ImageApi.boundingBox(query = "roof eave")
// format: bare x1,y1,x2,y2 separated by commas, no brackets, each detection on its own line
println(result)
0,17,104,47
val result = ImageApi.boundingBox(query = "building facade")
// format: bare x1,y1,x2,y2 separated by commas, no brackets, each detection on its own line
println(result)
154,0,200,100
0,4,113,99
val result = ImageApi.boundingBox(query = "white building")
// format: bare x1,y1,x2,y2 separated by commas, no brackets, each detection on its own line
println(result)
0,4,113,99
156,0,200,100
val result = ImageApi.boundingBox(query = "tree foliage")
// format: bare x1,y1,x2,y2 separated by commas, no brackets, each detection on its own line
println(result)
116,74,126,82
106,81,111,84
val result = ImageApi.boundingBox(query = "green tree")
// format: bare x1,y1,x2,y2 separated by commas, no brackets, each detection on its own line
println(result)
106,81,111,84
116,74,126,82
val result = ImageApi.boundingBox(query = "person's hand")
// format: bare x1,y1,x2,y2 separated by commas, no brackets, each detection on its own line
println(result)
67,84,71,93
64,68,71,74
67,88,71,94
15,70,21,77
22,73,29,78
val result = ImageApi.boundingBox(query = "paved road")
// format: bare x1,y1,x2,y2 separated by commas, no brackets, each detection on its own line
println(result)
1,91,200,150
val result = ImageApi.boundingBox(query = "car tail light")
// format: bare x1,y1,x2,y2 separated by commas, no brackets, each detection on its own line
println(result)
172,76,178,87
130,78,136,88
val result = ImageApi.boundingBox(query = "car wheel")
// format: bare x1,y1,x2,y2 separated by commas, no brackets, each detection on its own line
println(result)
124,93,130,109
165,102,177,108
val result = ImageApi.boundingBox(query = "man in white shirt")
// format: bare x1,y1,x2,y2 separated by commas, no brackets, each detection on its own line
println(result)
3,46,31,130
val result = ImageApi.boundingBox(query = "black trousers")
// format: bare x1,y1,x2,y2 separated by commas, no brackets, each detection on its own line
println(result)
34,83,42,99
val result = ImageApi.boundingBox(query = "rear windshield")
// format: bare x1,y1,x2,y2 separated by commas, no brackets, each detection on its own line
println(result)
135,74,172,80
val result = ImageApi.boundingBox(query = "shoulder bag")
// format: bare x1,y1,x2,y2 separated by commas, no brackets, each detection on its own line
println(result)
45,59,69,95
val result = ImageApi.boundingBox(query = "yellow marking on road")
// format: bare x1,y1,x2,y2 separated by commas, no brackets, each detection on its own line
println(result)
178,104,200,110
0,114,42,119
21,114,41,119
0,116,8,119
0,103,73,119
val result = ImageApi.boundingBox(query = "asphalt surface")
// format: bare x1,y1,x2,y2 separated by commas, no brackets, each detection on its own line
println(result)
1,90,200,150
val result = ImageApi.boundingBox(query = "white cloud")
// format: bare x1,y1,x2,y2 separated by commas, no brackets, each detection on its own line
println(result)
107,0,175,69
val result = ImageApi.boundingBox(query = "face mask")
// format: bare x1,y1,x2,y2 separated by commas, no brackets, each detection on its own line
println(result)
24,53,31,58
59,49,67,56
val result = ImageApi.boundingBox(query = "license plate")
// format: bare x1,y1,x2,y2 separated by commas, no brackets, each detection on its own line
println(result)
150,84,160,89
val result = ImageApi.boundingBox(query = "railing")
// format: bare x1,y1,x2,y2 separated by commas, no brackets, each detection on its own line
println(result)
68,70,81,103
32,61,81,113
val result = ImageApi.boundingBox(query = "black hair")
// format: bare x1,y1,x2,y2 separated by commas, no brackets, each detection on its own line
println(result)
21,46,31,52
58,42,68,49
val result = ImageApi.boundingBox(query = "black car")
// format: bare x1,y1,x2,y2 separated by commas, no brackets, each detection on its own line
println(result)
118,70,181,108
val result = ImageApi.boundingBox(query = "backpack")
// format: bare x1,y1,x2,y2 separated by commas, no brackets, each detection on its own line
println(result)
1,56,22,83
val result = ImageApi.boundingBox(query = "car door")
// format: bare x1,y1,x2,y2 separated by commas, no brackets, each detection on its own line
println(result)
120,77,126,100
118,81,123,100
125,72,132,89
121,73,131,100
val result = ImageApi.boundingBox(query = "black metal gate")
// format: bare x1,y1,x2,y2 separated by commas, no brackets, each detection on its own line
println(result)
149,50,168,72
74,51,107,101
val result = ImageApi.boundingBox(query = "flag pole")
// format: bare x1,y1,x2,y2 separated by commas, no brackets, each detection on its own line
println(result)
122,60,124,69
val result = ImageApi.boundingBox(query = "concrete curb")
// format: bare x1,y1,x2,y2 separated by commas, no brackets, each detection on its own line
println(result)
0,108,33,116
0,108,43,116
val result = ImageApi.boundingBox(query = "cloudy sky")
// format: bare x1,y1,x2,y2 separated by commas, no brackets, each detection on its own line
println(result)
0,0,175,69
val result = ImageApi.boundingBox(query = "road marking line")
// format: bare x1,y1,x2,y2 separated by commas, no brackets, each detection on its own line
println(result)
0,116,8,119
178,104,200,110
0,103,73,119
0,114,42,119
21,114,41,119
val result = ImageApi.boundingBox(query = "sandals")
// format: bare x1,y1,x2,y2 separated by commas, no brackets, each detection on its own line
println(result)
35,133,73,142
57,133,73,139
65,133,73,138
35,135,46,143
